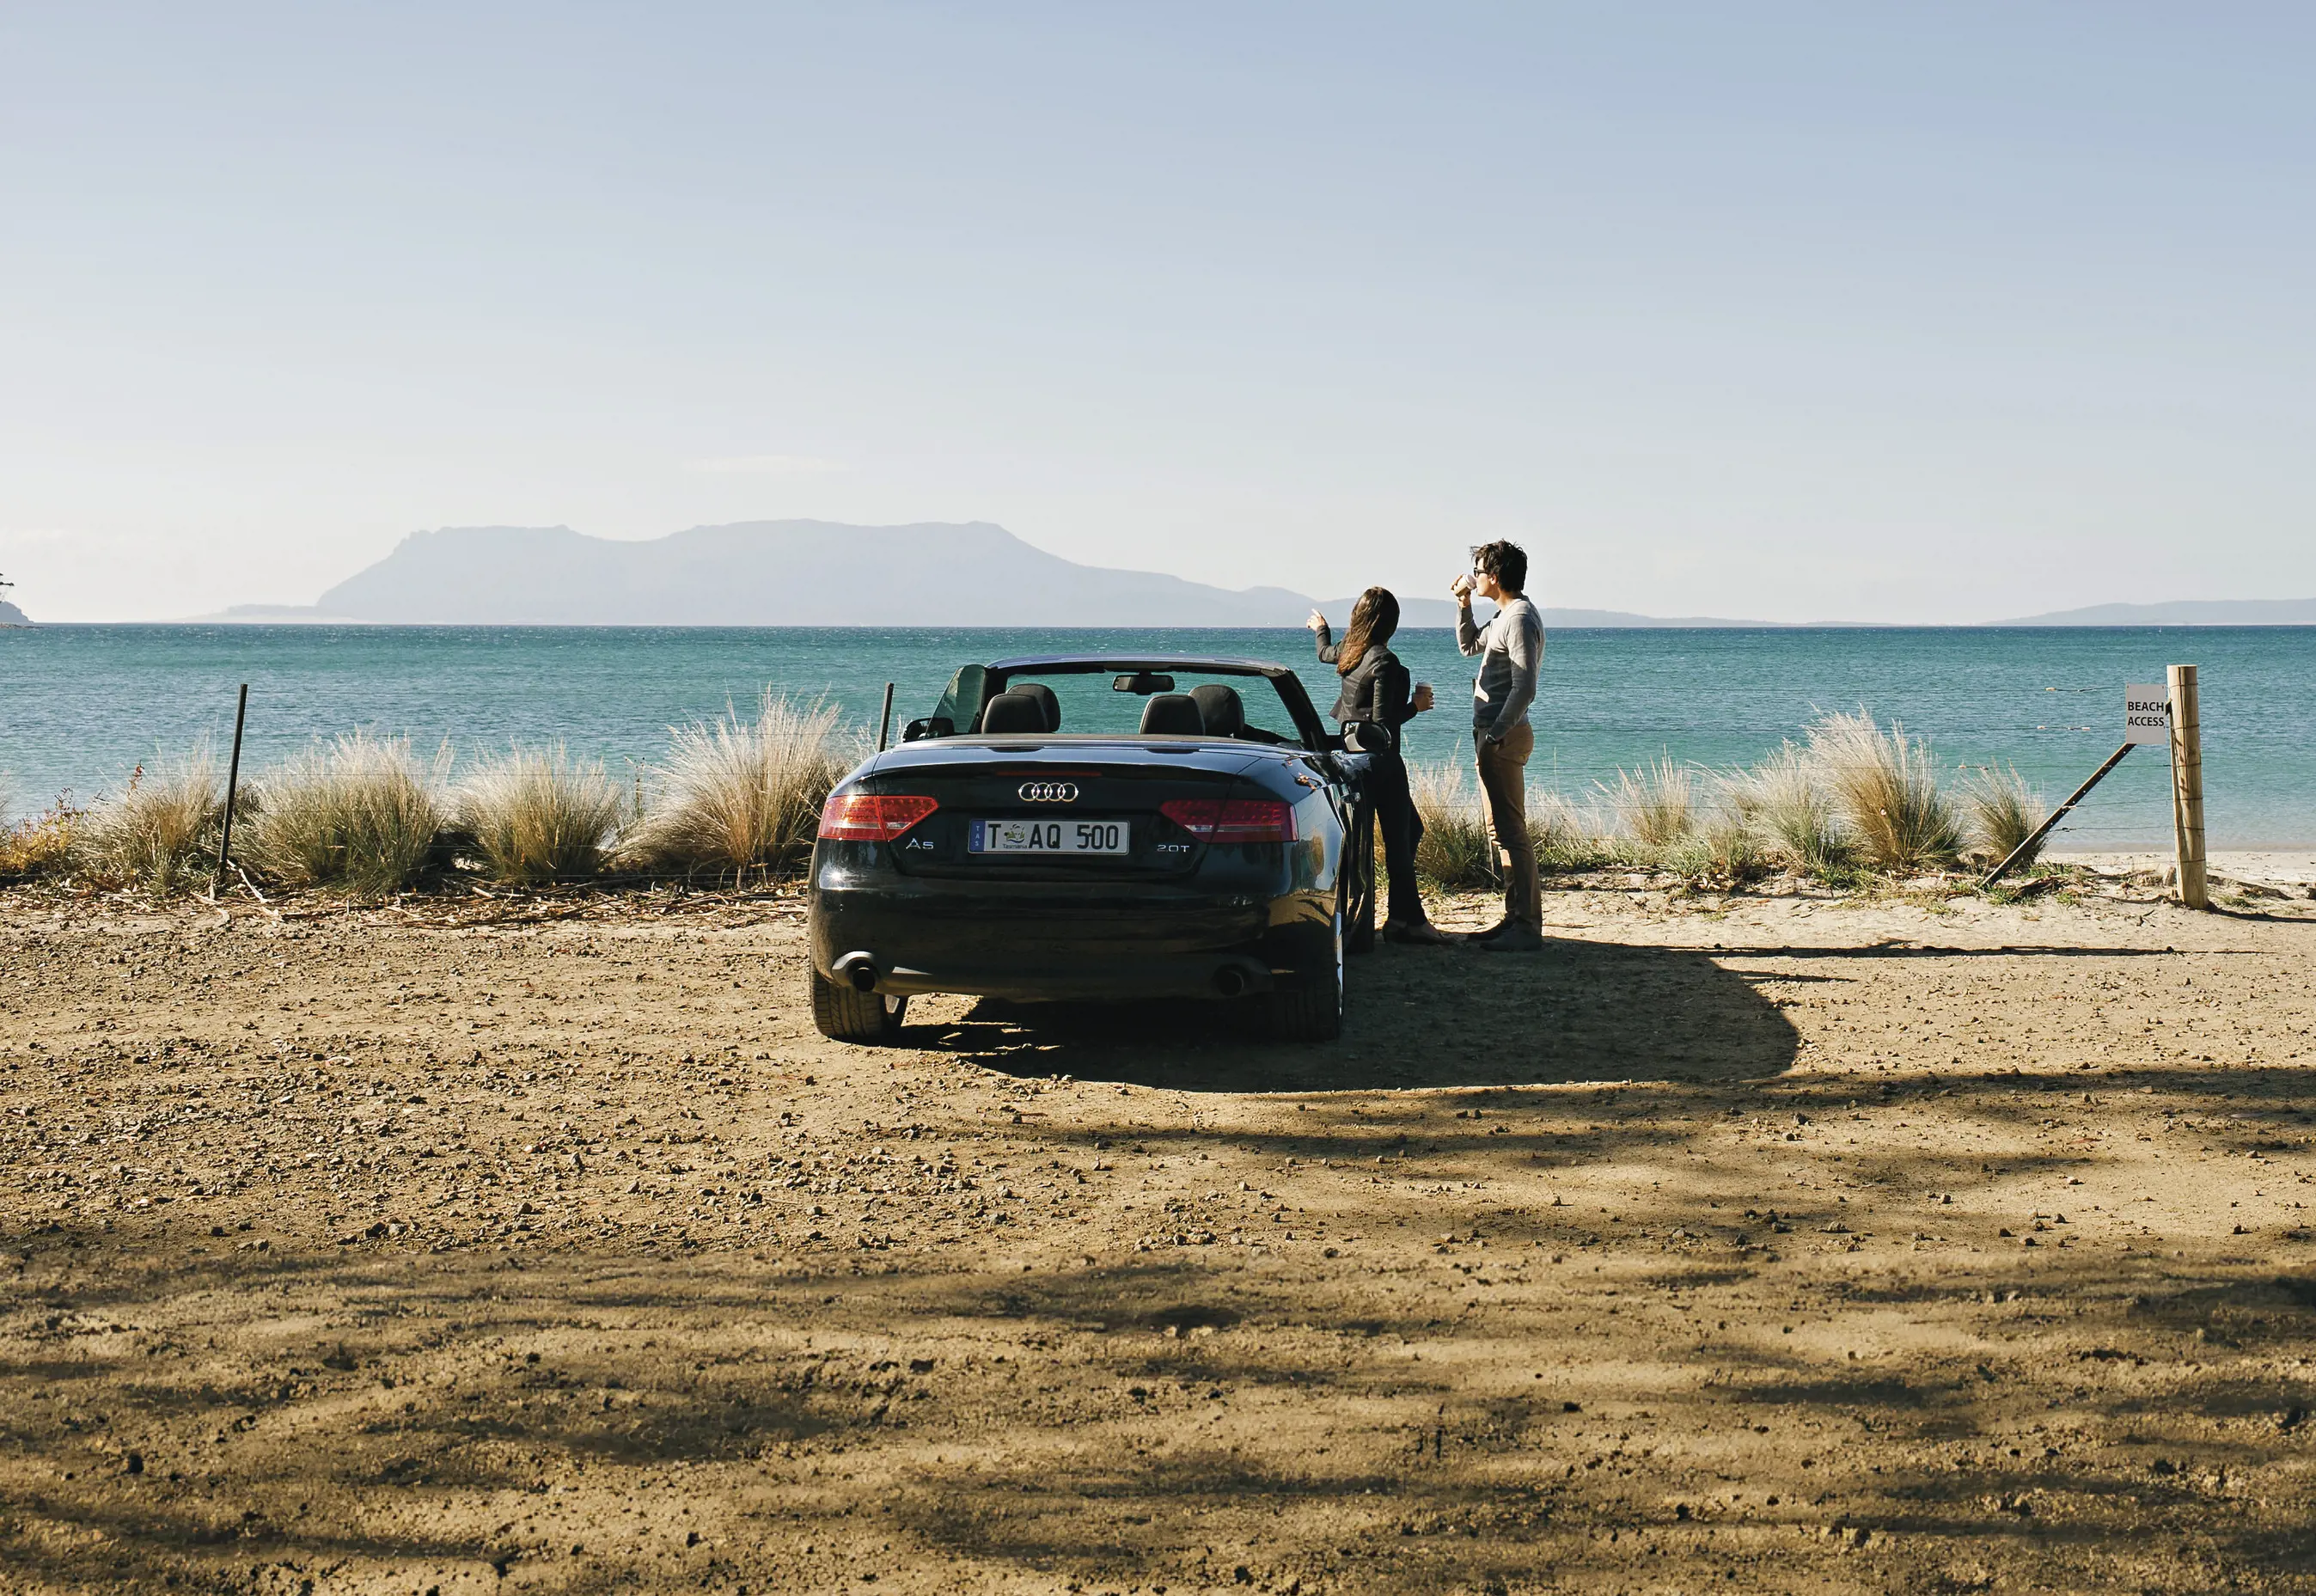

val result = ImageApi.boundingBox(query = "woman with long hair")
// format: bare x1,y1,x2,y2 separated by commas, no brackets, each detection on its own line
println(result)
1309,588,1448,948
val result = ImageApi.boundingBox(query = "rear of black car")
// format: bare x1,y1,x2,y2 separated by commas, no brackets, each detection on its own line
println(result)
805,741,1344,1040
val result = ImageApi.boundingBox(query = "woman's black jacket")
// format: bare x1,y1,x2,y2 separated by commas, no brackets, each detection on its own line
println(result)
1314,627,1415,752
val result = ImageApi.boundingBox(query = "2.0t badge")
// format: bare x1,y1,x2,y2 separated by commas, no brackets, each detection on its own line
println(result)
1017,782,1079,803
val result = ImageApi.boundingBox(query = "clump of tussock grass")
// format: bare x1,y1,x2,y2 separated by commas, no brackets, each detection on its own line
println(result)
1805,710,1962,872
1961,764,2049,869
76,744,222,894
619,689,848,879
455,746,626,884
1722,740,1851,872
1696,811,1769,884
241,733,448,894
1409,761,1498,889
1598,755,1696,849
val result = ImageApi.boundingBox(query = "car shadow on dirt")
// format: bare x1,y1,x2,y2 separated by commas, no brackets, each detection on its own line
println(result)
914,935,1801,1092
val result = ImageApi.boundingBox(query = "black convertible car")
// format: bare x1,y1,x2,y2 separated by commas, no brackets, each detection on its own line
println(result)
805,655,1360,1044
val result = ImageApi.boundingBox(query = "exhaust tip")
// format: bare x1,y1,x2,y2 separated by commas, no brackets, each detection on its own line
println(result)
837,954,879,993
1212,965,1248,999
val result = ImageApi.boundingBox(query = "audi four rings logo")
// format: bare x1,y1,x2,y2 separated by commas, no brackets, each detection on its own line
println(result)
1018,782,1079,803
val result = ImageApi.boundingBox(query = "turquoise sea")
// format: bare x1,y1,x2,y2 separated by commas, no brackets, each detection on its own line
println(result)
3,624,2312,847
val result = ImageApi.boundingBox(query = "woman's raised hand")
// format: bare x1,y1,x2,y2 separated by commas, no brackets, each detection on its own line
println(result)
1305,608,1328,633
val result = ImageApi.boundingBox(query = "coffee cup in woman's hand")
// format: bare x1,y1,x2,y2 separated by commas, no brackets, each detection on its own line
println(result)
1411,682,1434,713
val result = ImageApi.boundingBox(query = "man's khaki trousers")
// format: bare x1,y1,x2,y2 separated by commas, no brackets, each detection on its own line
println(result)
1476,722,1541,929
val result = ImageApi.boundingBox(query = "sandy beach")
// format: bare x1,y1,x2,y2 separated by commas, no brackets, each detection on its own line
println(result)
4,870,2315,1594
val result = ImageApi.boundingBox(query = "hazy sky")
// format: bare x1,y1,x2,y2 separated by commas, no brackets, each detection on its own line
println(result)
4,3,2313,622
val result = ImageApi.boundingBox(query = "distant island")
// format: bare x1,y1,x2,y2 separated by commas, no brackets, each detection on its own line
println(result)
1989,598,2316,626
180,520,2315,629
208,521,1784,629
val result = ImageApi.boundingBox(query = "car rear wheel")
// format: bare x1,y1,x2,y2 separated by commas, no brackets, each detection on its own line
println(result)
1268,906,1344,1043
810,965,908,1044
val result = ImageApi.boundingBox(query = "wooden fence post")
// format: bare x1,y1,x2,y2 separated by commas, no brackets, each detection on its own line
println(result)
2167,663,2206,910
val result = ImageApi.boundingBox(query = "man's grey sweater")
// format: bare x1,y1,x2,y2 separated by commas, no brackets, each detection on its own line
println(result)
1456,595,1543,741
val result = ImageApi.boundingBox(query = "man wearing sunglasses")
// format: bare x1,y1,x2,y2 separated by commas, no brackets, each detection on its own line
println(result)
1451,541,1544,951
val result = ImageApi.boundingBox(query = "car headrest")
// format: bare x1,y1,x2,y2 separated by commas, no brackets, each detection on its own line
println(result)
1017,682,1061,731
1139,693,1206,736
1189,683,1244,737
980,691,1048,735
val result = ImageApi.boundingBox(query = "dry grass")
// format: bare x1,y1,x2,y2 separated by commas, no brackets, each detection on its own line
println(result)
1806,710,1962,872
1529,790,1610,873
1961,764,2050,869
240,733,448,894
1723,741,1851,872
1411,765,1614,884
455,746,626,884
0,798,81,882
1598,755,1696,848
76,745,222,894
1696,812,1769,883
1409,761,1497,889
619,690,849,879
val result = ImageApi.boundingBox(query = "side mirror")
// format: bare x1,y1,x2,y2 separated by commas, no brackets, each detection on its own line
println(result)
901,716,955,743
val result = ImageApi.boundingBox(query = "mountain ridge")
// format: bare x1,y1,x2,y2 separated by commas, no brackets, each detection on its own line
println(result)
214,520,1781,628
187,520,2316,628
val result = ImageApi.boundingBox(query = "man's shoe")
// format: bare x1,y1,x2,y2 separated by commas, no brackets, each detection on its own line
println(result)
1383,920,1452,946
1479,927,1545,953
1464,920,1512,944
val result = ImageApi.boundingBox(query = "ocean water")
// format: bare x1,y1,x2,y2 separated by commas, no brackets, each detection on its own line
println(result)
3,624,2311,847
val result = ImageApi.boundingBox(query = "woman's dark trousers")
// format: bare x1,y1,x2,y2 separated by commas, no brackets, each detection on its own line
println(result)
1347,752,1426,951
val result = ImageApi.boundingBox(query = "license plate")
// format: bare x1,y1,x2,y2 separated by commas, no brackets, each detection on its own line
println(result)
970,818,1129,855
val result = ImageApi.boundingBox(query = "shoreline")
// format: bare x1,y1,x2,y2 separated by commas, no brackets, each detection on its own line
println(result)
10,626,2313,849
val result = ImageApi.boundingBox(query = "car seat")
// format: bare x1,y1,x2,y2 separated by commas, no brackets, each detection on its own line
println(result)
1017,682,1061,731
1188,683,1244,737
1139,693,1206,735
980,692,1048,735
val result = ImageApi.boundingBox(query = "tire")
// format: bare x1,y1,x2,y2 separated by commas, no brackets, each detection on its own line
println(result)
810,964,908,1044
1268,905,1345,1043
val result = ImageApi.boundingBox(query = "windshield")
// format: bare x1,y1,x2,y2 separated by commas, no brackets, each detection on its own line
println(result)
999,669,1300,743
940,664,1309,747
905,660,1322,747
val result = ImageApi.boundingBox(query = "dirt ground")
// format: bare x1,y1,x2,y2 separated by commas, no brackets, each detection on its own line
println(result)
4,865,2316,1595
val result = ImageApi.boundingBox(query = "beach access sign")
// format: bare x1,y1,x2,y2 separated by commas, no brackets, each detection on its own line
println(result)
2125,683,2172,746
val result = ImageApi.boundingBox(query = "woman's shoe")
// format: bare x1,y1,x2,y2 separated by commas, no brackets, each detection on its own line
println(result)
1383,920,1452,945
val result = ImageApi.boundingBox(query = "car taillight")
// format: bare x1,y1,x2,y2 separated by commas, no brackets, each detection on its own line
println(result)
818,792,939,841
1158,798,1296,842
